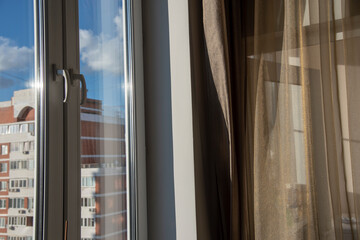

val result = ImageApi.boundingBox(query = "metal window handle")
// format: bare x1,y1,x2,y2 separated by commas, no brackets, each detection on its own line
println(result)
71,73,87,105
56,69,71,103
53,65,87,105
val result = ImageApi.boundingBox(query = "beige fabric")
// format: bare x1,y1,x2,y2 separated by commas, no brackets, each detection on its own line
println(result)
202,0,360,239
203,0,240,239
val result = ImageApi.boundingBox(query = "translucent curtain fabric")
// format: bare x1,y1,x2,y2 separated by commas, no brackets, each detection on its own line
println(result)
202,0,360,239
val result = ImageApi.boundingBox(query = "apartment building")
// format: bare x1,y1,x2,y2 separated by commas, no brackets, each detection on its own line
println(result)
0,89,35,240
0,89,127,240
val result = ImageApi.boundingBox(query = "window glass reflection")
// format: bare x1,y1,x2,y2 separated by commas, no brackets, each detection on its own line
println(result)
0,1,36,239
79,0,127,239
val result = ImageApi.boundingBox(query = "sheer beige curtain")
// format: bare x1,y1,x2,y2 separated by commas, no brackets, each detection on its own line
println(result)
194,0,360,239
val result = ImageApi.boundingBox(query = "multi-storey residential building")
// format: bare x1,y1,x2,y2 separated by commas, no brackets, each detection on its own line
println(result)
80,99,127,240
0,89,127,240
0,89,35,240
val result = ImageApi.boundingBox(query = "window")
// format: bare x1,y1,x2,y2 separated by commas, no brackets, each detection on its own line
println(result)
28,179,34,188
8,236,33,240
28,123,35,135
0,163,7,173
0,145,7,155
0,182,7,191
0,1,37,240
8,216,27,226
10,143,19,152
0,0,143,239
8,198,25,209
10,161,16,170
0,218,5,228
10,160,31,170
20,124,28,133
28,160,34,170
81,177,95,187
0,199,6,209
81,197,95,207
8,125,19,134
0,126,7,135
29,141,34,151
22,161,28,169
28,198,34,209
23,142,29,152
9,142,33,153
10,179,28,189
80,218,95,227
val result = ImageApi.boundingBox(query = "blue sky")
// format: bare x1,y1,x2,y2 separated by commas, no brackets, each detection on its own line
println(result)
0,0,34,100
0,0,125,109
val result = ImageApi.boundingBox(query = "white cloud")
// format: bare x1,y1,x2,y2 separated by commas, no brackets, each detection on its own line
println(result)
80,8,124,75
0,37,33,72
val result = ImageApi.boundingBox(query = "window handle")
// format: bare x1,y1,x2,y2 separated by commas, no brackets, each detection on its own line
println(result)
53,65,87,105
54,66,71,103
56,69,71,103
71,73,87,105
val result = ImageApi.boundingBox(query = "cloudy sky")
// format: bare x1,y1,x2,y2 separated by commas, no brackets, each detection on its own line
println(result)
0,1,34,101
0,0,125,108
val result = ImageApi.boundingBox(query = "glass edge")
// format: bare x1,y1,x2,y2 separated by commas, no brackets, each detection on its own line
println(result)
124,0,138,240
34,0,46,239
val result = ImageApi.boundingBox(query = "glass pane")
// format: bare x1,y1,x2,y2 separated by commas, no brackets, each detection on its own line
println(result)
0,1,37,239
79,1,127,239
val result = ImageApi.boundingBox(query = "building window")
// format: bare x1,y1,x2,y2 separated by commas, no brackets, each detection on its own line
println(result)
10,179,28,188
81,197,95,207
8,198,25,209
29,141,34,150
10,160,30,170
81,218,95,227
0,182,7,191
23,142,29,152
28,198,34,209
11,160,33,170
81,177,95,187
20,124,28,133
28,179,34,188
0,163,7,173
8,237,33,240
28,123,35,135
29,160,34,170
22,161,28,169
10,161,16,170
0,145,8,155
10,142,34,153
8,125,19,134
0,199,6,209
10,142,20,152
0,125,7,135
0,218,5,228
8,216,26,226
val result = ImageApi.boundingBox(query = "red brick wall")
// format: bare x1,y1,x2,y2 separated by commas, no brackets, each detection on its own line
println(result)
25,108,35,121
0,106,14,124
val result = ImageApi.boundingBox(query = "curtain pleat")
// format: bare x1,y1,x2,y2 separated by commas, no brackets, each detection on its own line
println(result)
203,0,240,239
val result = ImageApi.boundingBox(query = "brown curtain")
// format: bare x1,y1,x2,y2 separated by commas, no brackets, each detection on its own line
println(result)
190,0,360,239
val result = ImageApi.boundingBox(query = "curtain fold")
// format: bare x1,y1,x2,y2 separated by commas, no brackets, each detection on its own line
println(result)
193,0,360,239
